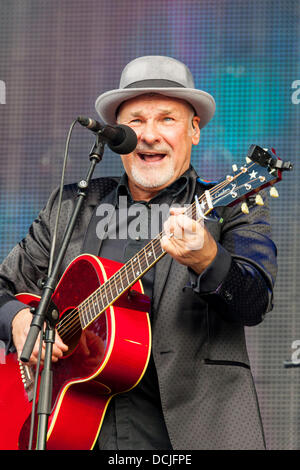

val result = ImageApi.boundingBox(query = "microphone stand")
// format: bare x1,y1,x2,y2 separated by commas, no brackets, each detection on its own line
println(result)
20,134,105,450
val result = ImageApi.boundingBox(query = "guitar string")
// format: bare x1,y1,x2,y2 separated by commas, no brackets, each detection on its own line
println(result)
57,163,259,342
57,163,259,341
57,164,260,342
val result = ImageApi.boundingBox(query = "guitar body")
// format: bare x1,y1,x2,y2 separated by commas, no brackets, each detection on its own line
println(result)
0,254,151,450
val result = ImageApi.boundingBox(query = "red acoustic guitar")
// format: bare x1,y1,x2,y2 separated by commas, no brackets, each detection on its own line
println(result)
0,146,291,449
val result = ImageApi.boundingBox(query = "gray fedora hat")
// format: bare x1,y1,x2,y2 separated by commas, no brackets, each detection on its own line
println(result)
95,56,216,129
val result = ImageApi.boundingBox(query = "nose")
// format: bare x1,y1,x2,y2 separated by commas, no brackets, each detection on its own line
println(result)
139,120,161,146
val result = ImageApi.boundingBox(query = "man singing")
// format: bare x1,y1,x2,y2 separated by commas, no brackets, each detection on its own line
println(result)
0,56,277,449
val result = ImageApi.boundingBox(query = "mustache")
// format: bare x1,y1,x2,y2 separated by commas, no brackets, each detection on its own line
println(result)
135,146,170,154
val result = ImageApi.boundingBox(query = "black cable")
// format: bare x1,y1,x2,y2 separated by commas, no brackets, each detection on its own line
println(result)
27,118,79,450
48,119,79,276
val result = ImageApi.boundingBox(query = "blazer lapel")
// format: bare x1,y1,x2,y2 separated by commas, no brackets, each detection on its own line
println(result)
82,182,118,255
153,253,173,314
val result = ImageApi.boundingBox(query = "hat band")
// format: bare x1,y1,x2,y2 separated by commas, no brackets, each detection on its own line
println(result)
124,79,185,89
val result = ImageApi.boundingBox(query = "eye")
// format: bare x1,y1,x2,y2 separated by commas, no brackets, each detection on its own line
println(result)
163,117,174,122
130,118,142,124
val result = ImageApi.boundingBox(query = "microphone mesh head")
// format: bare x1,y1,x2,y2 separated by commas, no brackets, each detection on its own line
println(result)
108,124,137,154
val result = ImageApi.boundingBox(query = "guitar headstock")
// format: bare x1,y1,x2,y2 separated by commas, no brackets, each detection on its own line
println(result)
211,145,293,213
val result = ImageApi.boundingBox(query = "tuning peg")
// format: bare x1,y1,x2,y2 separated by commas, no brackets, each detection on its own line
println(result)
269,186,279,198
246,157,252,164
255,194,264,206
232,164,238,172
241,202,249,214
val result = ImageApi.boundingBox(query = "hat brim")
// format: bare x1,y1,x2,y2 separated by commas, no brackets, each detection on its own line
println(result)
95,87,216,129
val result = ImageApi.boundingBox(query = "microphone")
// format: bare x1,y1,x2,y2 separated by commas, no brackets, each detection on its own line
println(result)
77,116,137,154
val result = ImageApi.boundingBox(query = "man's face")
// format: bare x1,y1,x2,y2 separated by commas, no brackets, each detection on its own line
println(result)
117,94,200,195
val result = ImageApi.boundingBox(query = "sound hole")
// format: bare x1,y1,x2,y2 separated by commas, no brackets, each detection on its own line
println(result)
56,307,82,355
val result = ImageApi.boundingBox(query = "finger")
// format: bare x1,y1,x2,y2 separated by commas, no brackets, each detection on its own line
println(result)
169,206,186,215
174,214,201,232
55,332,69,352
46,334,68,360
164,215,184,239
160,234,172,253
165,214,196,241
51,343,65,359
29,331,68,364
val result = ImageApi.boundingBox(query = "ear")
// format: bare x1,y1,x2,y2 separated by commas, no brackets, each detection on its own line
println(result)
191,116,201,145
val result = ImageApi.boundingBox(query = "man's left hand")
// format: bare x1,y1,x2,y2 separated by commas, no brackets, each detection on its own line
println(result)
161,207,217,274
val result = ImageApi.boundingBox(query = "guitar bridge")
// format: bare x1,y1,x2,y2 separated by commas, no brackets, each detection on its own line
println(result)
18,360,35,402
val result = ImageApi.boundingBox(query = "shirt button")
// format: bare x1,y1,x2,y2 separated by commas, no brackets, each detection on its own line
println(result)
135,236,141,241
224,290,233,301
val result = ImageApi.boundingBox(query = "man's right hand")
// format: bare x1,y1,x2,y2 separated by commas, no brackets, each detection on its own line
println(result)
12,308,68,366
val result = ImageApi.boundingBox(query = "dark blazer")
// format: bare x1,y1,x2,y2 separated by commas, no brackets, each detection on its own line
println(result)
0,167,277,449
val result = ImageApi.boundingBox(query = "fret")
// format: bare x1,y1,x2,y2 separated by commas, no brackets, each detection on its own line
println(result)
145,240,157,265
78,304,85,328
136,253,142,275
113,273,120,297
112,280,119,299
141,249,149,272
108,278,114,303
89,298,95,320
151,239,158,259
98,292,105,312
143,246,149,267
91,296,100,319
114,270,124,296
153,237,163,259
124,263,131,286
82,302,89,326
101,284,109,310
130,257,136,281
80,303,89,329
132,255,141,278
87,302,94,324
118,269,125,291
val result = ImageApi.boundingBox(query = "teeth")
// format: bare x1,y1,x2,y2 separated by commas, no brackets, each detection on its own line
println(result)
140,153,164,156
139,153,165,160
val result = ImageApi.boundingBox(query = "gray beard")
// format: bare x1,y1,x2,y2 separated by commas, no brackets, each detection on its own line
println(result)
130,160,175,189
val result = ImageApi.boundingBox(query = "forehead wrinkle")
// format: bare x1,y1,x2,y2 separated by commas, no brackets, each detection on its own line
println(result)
128,107,179,117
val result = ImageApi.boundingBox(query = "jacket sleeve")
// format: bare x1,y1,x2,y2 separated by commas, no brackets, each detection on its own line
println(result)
188,189,277,326
0,187,59,352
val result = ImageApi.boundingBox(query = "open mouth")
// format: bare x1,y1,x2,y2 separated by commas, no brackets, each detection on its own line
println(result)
137,152,167,162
